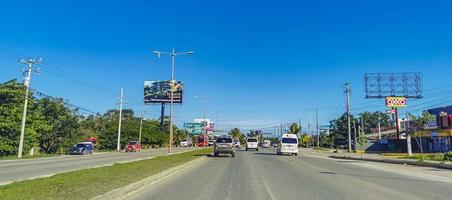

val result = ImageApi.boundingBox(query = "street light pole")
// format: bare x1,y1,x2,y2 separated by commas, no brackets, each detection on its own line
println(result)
153,49,193,154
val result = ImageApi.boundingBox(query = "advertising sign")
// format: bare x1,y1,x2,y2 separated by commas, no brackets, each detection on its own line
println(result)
144,80,183,104
386,109,396,114
385,96,407,108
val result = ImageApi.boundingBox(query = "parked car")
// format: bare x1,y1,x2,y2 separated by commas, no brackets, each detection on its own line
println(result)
234,139,241,149
277,134,299,156
125,141,142,152
208,140,215,147
246,137,259,151
262,140,271,148
214,135,235,157
180,140,189,147
271,142,278,148
70,142,94,155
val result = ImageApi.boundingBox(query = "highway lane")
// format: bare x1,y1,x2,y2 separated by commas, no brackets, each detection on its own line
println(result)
130,148,452,200
0,147,199,185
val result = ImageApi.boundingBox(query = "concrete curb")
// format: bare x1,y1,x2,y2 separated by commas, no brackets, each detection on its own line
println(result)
329,155,452,170
91,156,208,200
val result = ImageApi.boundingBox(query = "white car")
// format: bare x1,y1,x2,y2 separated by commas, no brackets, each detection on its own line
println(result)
277,134,299,156
262,140,271,148
180,140,189,147
246,137,259,151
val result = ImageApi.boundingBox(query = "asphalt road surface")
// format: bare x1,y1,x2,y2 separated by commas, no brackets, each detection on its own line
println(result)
0,147,198,185
131,148,452,200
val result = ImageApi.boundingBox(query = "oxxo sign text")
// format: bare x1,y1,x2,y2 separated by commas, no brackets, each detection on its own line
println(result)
385,96,407,108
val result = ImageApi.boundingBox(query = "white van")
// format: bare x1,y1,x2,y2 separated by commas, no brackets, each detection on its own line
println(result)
246,137,259,151
262,140,271,148
277,134,299,156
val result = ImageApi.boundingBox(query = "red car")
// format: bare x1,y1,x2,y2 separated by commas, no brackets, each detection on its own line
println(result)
125,141,142,152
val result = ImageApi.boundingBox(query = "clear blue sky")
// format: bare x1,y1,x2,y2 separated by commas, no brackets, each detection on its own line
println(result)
1,0,452,133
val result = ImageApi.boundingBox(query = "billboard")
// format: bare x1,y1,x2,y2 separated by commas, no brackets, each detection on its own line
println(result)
385,96,407,108
144,80,183,104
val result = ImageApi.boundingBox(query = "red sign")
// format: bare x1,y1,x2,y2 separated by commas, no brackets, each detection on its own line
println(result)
385,97,407,108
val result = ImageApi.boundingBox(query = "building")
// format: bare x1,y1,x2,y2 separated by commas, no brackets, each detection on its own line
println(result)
417,106,452,152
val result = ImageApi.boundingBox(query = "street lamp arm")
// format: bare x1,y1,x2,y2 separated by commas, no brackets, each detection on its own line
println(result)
175,51,194,55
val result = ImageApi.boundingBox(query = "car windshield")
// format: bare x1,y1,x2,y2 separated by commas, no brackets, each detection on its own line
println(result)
75,144,85,148
282,138,298,144
128,142,137,145
247,138,258,142
216,138,232,143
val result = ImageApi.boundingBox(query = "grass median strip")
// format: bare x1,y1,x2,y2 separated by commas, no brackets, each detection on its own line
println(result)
0,148,212,200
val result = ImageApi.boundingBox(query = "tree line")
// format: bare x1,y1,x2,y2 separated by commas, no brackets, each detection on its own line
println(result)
0,80,188,156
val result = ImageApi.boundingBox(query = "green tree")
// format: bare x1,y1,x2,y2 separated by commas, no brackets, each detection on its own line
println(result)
357,131,367,158
37,97,82,154
300,133,310,147
406,112,435,160
288,123,301,135
0,80,51,156
330,113,355,139
229,128,241,139
359,111,390,134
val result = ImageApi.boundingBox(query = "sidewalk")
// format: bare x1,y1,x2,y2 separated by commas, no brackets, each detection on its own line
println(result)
301,148,452,170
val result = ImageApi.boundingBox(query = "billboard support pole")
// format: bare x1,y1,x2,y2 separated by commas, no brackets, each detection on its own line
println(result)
395,107,399,139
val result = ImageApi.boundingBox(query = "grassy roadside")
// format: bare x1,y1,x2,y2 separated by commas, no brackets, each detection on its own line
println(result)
0,148,212,200
313,147,332,152
0,153,60,161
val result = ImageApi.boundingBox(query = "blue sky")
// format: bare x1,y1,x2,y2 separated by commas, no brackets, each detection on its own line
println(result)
1,0,452,133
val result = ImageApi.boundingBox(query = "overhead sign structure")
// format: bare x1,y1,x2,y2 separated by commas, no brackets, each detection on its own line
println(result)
385,96,407,108
144,80,184,104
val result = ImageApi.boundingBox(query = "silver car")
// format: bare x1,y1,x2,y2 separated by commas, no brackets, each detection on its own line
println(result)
214,136,235,157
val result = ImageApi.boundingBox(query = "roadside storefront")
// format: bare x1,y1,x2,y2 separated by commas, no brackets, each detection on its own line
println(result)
418,129,452,153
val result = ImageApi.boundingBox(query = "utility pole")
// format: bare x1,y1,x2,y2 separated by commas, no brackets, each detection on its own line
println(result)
153,49,193,153
298,119,302,137
316,108,320,148
117,88,124,151
353,119,357,150
357,115,363,151
345,82,352,152
196,96,215,148
308,111,311,135
139,103,145,143
17,58,41,158
378,115,381,140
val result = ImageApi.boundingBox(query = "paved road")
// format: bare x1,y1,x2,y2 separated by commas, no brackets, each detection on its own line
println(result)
131,148,452,200
0,147,198,185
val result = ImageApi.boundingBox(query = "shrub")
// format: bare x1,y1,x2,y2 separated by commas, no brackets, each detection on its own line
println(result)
444,151,452,161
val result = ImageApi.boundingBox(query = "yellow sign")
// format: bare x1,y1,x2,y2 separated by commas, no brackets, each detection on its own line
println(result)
385,96,407,108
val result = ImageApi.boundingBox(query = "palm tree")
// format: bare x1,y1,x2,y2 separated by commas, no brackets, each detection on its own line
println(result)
288,123,301,135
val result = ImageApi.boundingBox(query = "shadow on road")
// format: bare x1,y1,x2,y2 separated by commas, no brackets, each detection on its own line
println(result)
206,154,233,158
253,152,276,156
194,153,211,157
334,160,360,163
319,171,338,175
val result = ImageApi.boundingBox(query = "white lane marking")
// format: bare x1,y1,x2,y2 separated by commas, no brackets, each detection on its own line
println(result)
226,177,233,200
262,180,276,200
